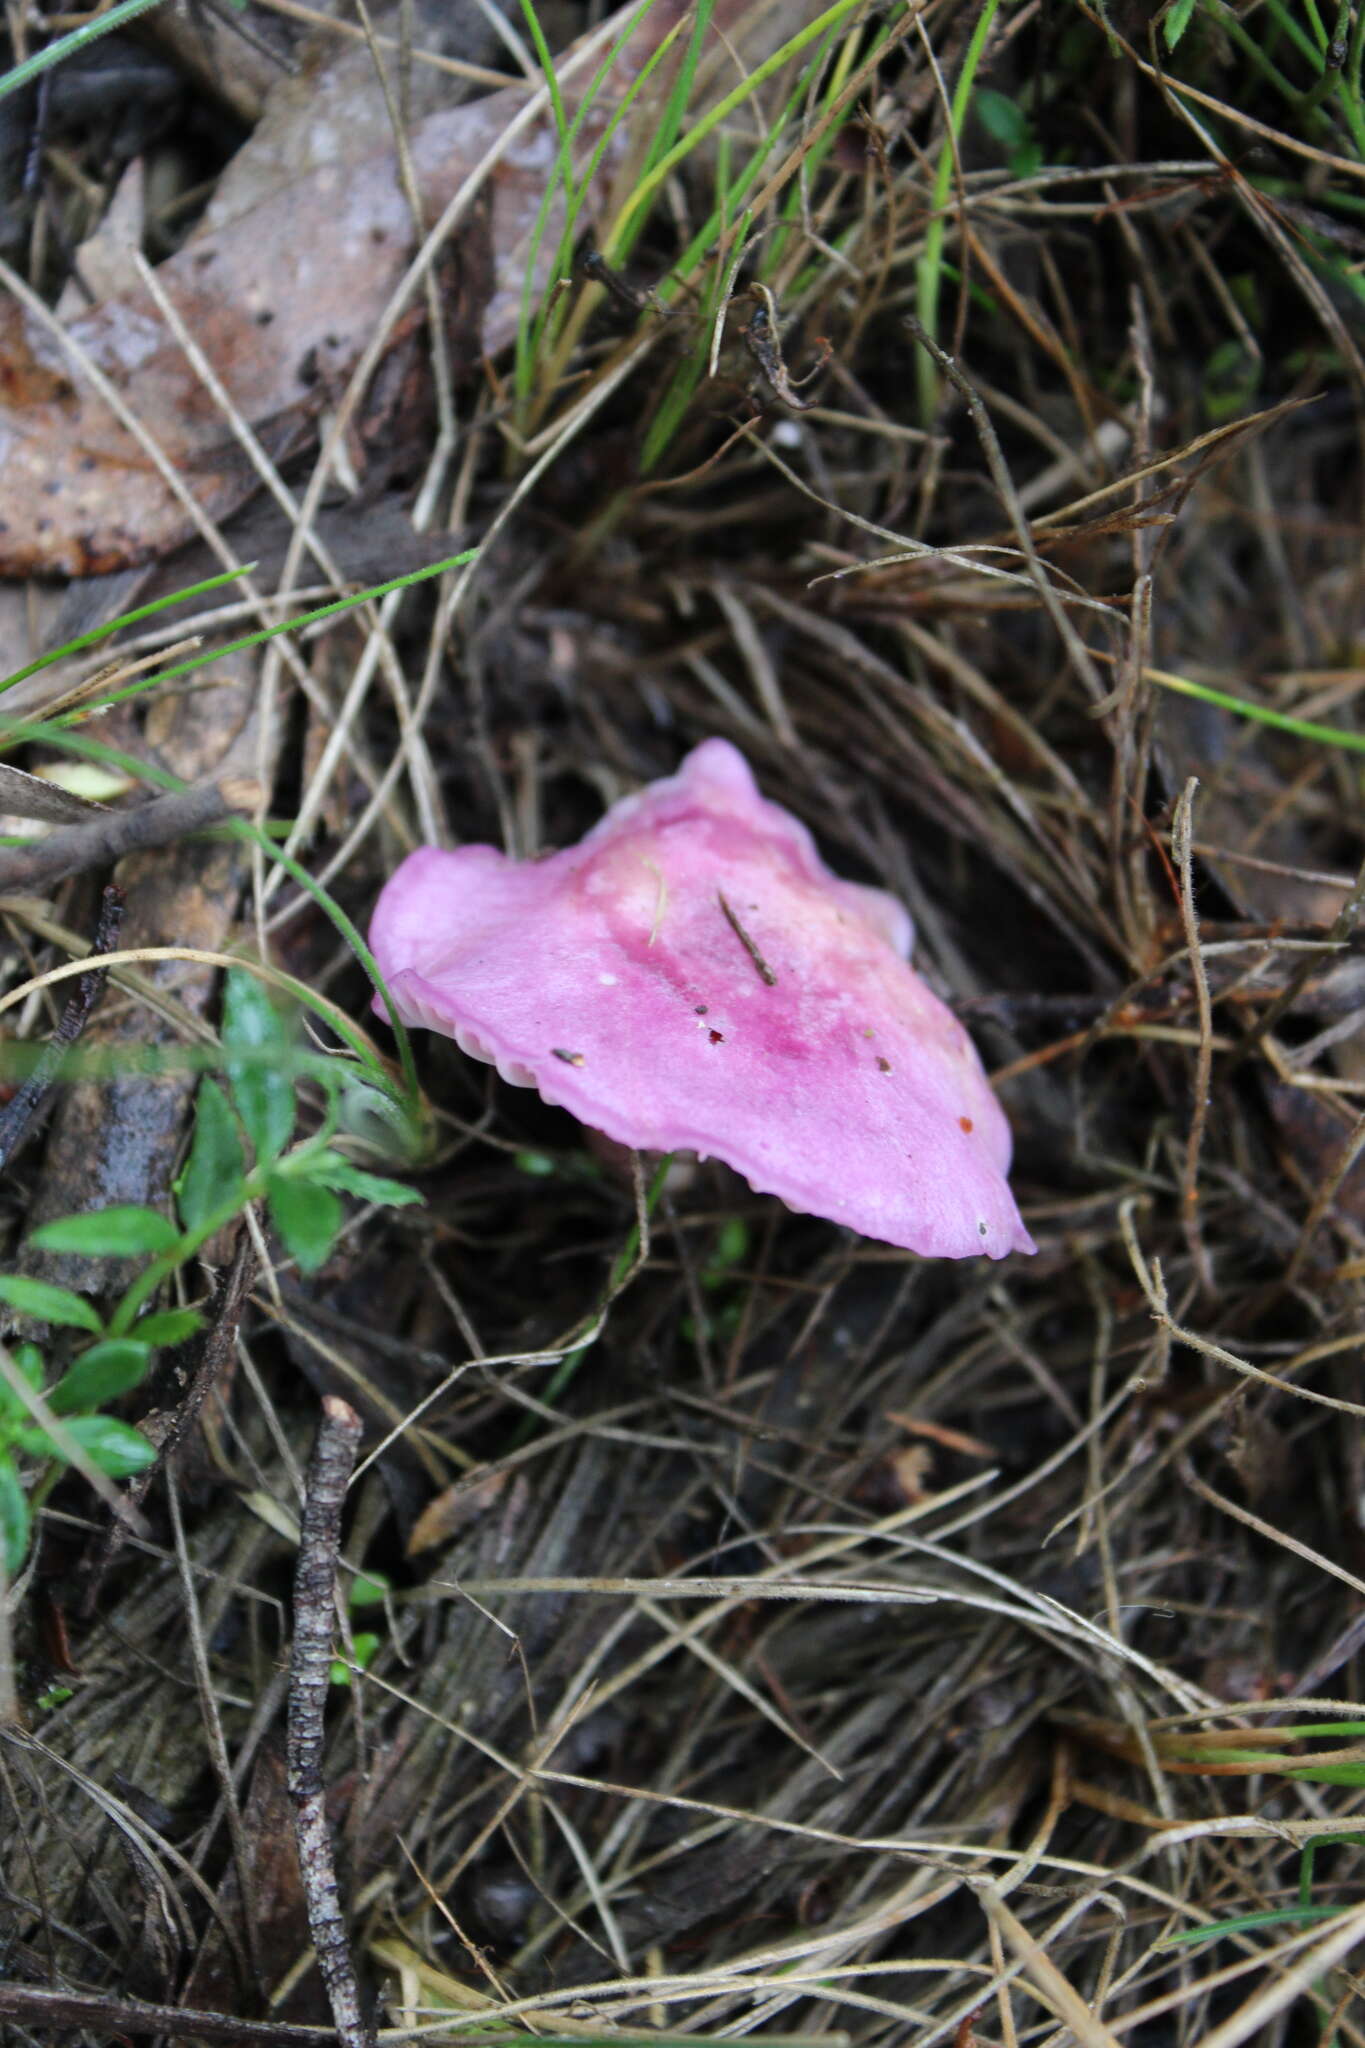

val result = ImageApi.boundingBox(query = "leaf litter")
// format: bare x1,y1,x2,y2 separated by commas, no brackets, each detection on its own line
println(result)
0,80,570,573
2,0,1365,2042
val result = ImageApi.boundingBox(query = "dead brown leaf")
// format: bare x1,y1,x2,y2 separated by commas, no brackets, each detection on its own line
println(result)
0,12,655,577
884,1409,997,1459
407,1465,510,1556
0,761,108,825
182,1742,326,2024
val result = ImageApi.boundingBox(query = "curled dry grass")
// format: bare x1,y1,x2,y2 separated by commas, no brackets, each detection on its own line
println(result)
3,0,1365,2040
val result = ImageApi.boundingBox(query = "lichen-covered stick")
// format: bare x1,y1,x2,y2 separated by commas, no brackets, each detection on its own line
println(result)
287,1396,374,2048
0,884,123,1171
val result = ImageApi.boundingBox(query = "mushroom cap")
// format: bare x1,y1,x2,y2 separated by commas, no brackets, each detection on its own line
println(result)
369,738,1035,1259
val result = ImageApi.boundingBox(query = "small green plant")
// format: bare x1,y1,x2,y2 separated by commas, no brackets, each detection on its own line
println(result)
0,972,422,1575
1199,337,1261,423
681,1214,751,1346
1084,1714,1365,2040
0,1329,157,1577
1161,0,1200,52
974,87,1043,177
330,1569,391,1687
1155,0,1365,158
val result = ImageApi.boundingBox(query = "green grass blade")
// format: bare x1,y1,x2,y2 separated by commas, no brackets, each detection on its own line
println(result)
634,7,859,467
522,5,696,404
1250,1722,1365,1737
559,16,688,262
643,0,718,174
1158,1904,1347,1948
518,0,571,146
1163,0,1200,51
513,0,666,402
1145,665,1365,752
0,552,475,731
915,0,1004,423
0,0,169,105
603,0,870,259
0,566,256,698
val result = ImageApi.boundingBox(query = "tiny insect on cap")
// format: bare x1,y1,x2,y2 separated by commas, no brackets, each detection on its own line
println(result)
368,738,1035,1260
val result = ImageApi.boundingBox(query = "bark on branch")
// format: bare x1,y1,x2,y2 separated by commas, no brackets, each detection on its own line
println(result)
0,780,258,893
288,1395,374,2048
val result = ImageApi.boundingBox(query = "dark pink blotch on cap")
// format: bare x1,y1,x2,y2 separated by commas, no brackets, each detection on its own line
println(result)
368,738,1034,1259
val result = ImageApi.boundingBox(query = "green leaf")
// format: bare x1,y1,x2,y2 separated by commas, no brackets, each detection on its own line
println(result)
0,1456,29,1576
1163,0,1199,47
223,971,296,1163
30,1206,179,1257
25,1415,156,1478
349,1570,390,1610
0,1276,102,1334
972,88,1041,177
0,1344,46,1425
133,1307,205,1348
1201,337,1259,426
704,1217,749,1286
340,1076,426,1159
330,1633,380,1687
267,1175,342,1274
48,1340,152,1415
974,87,1030,153
177,1078,246,1233
307,1153,424,1208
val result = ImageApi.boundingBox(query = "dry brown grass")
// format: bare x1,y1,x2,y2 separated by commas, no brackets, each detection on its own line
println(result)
3,0,1365,2040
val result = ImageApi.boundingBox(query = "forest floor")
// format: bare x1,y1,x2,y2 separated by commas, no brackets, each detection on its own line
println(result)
1,0,1365,2043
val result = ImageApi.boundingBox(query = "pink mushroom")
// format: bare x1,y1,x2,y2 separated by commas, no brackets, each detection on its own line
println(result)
368,738,1034,1259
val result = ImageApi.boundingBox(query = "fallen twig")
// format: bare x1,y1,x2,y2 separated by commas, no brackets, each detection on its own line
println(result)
0,780,257,894
0,1982,338,2044
0,884,124,1170
288,1395,373,2048
80,1225,257,1615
